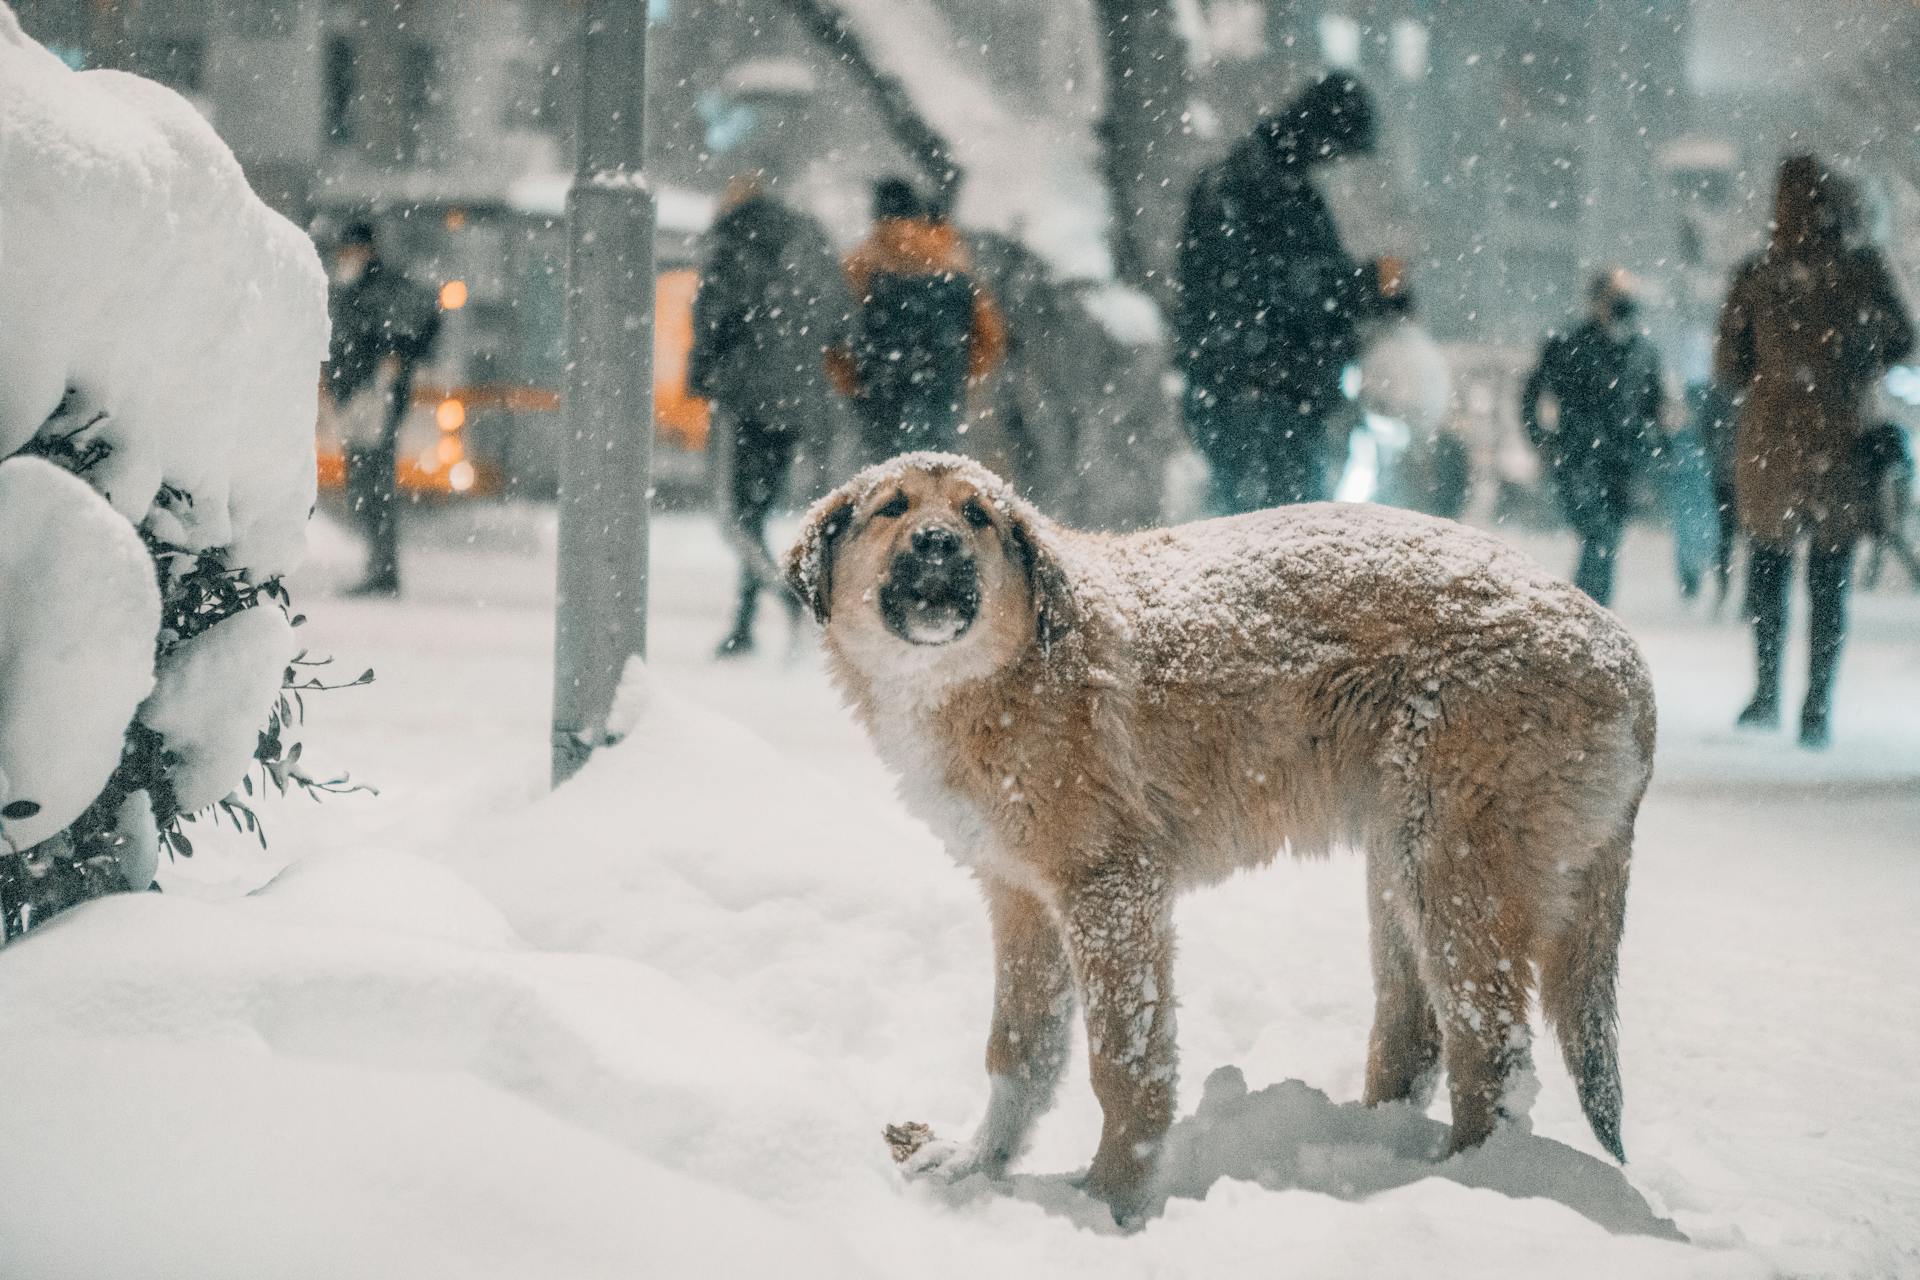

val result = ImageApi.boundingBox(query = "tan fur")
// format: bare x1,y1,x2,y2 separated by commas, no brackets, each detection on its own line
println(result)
787,455,1655,1218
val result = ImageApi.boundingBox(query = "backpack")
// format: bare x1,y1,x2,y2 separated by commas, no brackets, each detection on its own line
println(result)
855,270,975,404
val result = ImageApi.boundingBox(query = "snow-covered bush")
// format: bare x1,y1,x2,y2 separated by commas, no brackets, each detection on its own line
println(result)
0,7,342,932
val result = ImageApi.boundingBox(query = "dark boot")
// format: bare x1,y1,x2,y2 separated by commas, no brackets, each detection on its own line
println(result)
715,570,759,658
1800,545,1854,749
1738,543,1791,729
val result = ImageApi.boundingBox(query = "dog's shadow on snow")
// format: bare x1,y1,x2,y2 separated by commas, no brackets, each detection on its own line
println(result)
925,1067,1685,1241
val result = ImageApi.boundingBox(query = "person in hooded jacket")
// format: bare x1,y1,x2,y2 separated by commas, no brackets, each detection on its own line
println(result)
1715,157,1914,747
323,220,442,597
689,177,854,658
1522,270,1665,607
1175,73,1393,514
828,178,1007,462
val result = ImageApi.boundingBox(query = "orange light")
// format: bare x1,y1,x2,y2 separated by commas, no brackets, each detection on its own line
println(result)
445,208,468,231
448,460,476,493
436,397,466,431
440,280,469,311
436,435,464,466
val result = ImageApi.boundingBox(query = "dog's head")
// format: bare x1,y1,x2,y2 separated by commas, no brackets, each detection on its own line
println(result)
785,453,1070,686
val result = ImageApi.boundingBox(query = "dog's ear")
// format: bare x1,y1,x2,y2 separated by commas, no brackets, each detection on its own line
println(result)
785,496,854,625
1005,502,1074,658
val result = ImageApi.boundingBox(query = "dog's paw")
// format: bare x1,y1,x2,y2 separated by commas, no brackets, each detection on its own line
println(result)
883,1121,938,1165
885,1123,995,1183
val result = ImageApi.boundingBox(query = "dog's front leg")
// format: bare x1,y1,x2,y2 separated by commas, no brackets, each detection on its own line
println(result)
899,877,1075,1183
1061,857,1177,1222
975,877,1076,1173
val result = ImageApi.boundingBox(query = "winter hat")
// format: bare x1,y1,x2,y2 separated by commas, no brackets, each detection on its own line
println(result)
872,176,923,222
1262,73,1378,165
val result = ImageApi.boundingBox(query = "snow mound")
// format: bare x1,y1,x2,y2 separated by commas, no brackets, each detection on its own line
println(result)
140,604,299,812
1155,1068,1683,1239
0,457,160,847
0,7,328,577
0,871,878,1280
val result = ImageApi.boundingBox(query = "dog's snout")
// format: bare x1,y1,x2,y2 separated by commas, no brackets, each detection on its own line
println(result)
911,525,964,559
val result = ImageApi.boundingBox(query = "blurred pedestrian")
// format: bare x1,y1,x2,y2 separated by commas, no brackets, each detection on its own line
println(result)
689,177,852,658
1715,157,1914,747
828,178,1006,461
322,220,441,597
1522,270,1665,606
1175,73,1394,514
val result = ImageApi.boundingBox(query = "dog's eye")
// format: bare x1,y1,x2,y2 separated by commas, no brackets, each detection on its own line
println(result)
961,500,992,530
875,493,909,519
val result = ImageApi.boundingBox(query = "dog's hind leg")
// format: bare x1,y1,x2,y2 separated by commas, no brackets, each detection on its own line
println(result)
972,877,1077,1174
1411,819,1539,1155
1362,848,1441,1107
1539,823,1633,1162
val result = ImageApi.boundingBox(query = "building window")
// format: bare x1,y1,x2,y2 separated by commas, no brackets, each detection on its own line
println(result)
325,34,356,146
401,40,440,160
1317,13,1361,70
1391,20,1428,81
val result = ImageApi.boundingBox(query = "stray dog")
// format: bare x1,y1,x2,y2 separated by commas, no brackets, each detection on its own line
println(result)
786,453,1656,1218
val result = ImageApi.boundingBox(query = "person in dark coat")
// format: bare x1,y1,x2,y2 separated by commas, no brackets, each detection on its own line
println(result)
1175,73,1390,514
827,178,1006,462
1715,157,1914,747
323,220,441,597
689,178,853,658
1522,270,1665,607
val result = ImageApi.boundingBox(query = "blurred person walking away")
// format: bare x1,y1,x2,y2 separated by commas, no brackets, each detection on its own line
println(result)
828,178,1006,462
1715,157,1914,748
1175,73,1394,514
689,177,853,659
1522,270,1665,607
322,221,442,598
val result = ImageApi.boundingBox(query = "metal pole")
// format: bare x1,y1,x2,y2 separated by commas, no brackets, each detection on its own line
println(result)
552,0,655,786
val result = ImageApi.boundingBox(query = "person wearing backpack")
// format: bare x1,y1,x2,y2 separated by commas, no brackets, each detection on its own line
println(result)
689,177,853,658
1175,73,1392,514
1522,270,1666,607
829,179,1006,461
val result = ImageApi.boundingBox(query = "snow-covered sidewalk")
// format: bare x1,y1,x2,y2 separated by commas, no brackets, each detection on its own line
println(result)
2,507,1915,1279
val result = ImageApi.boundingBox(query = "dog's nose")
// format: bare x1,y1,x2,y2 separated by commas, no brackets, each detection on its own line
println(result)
911,525,963,559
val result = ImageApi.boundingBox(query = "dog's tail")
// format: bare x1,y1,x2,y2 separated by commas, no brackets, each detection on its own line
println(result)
1539,827,1632,1163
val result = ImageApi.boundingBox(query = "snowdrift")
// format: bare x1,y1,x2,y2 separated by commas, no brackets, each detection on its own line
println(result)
0,4,327,578
0,668,1770,1278
0,9,328,872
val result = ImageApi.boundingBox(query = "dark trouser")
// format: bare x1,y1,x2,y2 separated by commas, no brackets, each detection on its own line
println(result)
723,414,800,643
345,436,400,590
1572,508,1627,607
858,380,966,465
1744,540,1854,723
1190,394,1331,515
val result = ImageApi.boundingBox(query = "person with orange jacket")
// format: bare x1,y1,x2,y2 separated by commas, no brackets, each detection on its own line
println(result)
827,178,1006,462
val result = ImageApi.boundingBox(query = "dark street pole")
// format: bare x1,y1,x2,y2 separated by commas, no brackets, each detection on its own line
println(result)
552,0,655,786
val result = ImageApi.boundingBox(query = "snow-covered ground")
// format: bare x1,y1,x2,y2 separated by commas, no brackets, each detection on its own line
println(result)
3,501,1917,1279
